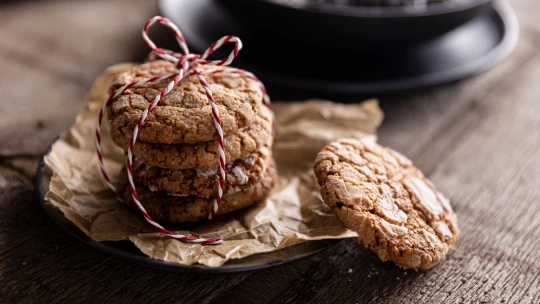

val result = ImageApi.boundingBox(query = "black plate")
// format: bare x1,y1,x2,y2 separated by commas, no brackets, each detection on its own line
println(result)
36,146,341,273
159,0,518,96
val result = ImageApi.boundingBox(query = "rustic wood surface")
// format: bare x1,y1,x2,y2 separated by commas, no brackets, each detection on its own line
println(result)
1,0,539,303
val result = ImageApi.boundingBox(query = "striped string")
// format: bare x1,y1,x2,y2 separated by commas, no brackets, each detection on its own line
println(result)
95,16,272,245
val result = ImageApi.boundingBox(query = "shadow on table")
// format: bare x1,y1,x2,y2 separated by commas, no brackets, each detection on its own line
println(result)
1,165,425,303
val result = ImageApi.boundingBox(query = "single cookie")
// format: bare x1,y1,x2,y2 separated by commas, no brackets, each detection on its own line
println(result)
123,159,277,223
314,138,459,270
111,105,272,169
107,60,263,144
132,141,272,197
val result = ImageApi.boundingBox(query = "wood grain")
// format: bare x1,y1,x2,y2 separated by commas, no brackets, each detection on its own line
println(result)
1,0,540,303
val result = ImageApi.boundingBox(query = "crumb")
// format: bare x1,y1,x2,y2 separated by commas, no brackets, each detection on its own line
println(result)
35,120,45,129
348,268,353,273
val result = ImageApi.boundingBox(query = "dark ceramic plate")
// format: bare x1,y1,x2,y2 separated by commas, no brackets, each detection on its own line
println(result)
36,145,341,273
159,0,518,96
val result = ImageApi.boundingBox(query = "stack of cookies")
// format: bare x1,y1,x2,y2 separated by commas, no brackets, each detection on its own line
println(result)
106,61,277,223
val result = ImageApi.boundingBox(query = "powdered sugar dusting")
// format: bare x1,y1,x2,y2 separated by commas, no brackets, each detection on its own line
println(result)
244,154,257,165
433,222,453,239
405,177,444,218
259,147,269,157
232,166,249,185
167,193,189,197
196,167,218,177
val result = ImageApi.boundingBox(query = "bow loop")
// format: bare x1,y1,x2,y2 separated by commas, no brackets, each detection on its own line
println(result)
200,35,243,67
142,16,243,73
142,16,188,64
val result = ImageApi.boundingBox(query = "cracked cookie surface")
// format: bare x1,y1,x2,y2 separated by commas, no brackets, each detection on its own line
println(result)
111,105,272,169
132,140,272,197
107,60,263,144
123,159,277,223
314,137,459,270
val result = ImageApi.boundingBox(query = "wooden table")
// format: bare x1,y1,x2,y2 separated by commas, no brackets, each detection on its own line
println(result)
1,0,539,303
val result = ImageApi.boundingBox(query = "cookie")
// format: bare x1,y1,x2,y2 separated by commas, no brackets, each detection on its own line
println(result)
107,60,263,144
123,159,277,223
132,141,272,197
314,138,459,270
111,105,272,169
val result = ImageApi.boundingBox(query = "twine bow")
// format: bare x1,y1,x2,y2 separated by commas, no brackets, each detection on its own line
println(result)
95,16,272,245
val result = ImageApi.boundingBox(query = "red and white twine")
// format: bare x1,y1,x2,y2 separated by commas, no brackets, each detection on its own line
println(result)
95,16,271,245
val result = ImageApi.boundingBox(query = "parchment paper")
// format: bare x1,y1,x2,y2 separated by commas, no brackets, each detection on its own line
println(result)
44,63,383,266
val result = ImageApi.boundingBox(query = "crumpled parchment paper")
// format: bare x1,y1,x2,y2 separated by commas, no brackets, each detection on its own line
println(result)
43,63,383,266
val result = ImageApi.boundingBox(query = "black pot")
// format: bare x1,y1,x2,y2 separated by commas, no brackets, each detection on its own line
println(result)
160,0,517,95
217,0,493,48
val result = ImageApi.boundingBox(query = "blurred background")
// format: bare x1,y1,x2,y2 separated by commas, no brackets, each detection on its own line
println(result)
160,0,517,98
0,0,529,156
